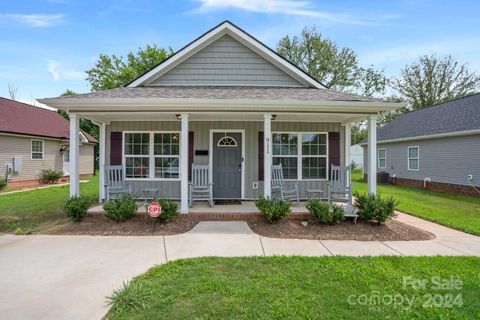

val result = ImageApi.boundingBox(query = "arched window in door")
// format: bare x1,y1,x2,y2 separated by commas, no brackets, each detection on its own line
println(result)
217,135,238,147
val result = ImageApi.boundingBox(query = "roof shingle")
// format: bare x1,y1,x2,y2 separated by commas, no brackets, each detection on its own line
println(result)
376,93,480,142
0,97,97,142
53,86,383,102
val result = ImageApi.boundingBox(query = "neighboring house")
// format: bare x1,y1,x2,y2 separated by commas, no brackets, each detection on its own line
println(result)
362,93,480,195
350,144,363,170
40,21,398,213
0,97,97,188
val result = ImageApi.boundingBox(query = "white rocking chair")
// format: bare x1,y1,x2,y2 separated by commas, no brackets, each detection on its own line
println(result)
328,165,358,223
271,164,299,204
189,164,213,207
105,165,132,200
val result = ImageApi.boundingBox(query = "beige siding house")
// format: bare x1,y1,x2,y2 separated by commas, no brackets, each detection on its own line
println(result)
40,21,400,213
0,98,96,188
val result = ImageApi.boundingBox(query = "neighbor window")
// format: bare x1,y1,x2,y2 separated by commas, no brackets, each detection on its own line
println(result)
123,132,180,180
31,140,44,160
408,146,419,170
154,133,179,179
124,133,150,179
378,148,386,169
272,132,328,180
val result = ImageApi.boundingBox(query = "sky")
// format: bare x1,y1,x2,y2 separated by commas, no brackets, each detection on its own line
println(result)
1,0,479,108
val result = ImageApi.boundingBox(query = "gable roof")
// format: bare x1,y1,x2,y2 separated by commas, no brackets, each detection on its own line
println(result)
373,93,480,143
127,20,325,89
0,97,97,143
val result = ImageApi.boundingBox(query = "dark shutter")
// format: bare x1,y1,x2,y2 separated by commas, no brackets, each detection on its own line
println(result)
188,131,194,181
258,131,264,181
110,132,122,165
328,132,340,179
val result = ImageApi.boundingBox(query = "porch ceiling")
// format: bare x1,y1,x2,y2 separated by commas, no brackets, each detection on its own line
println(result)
76,111,369,125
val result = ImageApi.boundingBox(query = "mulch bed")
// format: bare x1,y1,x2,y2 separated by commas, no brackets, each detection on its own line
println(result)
248,219,435,241
47,215,198,236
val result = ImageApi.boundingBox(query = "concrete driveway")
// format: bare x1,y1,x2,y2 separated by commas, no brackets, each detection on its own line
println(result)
0,235,166,319
1,214,479,319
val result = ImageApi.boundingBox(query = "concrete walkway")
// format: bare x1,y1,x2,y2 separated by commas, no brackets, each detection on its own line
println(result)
0,213,479,319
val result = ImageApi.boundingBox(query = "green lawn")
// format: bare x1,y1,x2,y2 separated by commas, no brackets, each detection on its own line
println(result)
107,256,480,320
0,175,98,234
352,170,480,236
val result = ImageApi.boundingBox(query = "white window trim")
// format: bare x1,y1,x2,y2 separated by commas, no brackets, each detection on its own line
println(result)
122,131,181,181
378,148,386,169
31,139,44,160
407,146,419,171
272,131,329,181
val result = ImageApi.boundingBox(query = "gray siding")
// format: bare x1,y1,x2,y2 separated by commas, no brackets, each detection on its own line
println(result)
364,134,480,187
107,121,343,199
149,35,304,87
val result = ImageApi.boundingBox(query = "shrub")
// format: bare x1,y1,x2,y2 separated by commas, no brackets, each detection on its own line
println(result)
255,197,291,223
64,196,93,222
107,280,154,316
39,169,64,184
104,196,138,222
354,192,398,224
0,178,7,191
306,199,344,225
151,198,178,222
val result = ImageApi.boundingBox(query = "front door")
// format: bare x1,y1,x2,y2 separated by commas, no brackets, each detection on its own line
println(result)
212,132,242,199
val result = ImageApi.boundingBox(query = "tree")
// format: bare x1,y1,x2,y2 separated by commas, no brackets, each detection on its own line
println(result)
86,45,173,91
7,83,18,100
351,125,368,145
276,27,387,96
353,66,388,97
57,89,99,140
394,54,480,109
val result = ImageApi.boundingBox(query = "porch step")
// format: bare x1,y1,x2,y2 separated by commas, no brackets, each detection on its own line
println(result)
87,204,310,221
180,212,310,221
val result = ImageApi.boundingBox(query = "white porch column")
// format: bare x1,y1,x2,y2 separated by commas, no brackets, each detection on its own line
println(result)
264,114,272,199
180,114,189,214
99,122,106,202
344,123,351,187
69,113,80,197
367,115,377,194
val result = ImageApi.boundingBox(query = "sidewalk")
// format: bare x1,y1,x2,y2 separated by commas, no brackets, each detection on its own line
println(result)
163,212,480,259
0,213,479,319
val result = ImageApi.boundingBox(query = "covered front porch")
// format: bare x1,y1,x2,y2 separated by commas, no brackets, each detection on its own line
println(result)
64,108,381,214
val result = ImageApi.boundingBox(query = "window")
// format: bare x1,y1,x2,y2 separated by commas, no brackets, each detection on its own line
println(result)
272,133,298,179
378,148,386,169
301,133,327,179
154,133,179,179
124,133,150,179
217,136,238,147
408,146,419,170
123,132,180,180
31,140,43,160
272,132,328,180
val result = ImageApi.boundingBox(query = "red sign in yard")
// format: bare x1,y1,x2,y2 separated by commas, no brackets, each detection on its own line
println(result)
147,202,161,218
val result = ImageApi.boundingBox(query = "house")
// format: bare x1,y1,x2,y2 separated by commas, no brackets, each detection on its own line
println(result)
362,93,480,195
350,144,363,170
0,97,97,189
39,21,399,213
